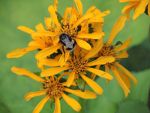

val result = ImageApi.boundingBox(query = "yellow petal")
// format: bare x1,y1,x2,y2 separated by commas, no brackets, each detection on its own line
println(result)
86,68,113,80
148,1,150,15
63,7,72,24
87,56,115,66
77,33,104,39
24,90,46,101
32,31,56,37
116,51,128,59
33,96,49,113
115,63,138,84
41,67,69,77
118,70,131,90
48,5,61,28
7,48,28,58
7,46,37,58
65,71,75,87
74,0,83,15
54,97,61,113
88,11,107,22
111,66,130,97
114,38,132,52
119,0,135,2
86,6,96,14
17,26,34,34
133,0,148,20
84,39,103,60
58,50,70,67
62,93,81,112
64,50,70,61
11,67,45,82
39,59,60,67
35,45,61,60
70,8,79,24
35,23,45,32
28,41,42,49
122,2,137,15
54,0,58,11
65,88,96,99
80,74,103,95
75,39,91,50
44,17,52,29
107,16,127,45
86,9,109,23
100,10,110,17
73,12,93,28
91,65,100,80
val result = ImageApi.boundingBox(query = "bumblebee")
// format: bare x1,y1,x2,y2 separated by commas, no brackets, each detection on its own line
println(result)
59,33,76,50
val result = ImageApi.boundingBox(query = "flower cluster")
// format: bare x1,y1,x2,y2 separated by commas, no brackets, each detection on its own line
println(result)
7,0,149,113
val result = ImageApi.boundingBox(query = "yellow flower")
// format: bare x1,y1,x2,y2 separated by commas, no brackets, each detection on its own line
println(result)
7,0,109,67
94,16,138,97
40,46,115,95
11,66,97,113
6,9,59,59
35,0,109,64
120,0,150,20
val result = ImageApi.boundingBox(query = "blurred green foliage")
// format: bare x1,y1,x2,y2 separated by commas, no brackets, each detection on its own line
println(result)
0,0,150,113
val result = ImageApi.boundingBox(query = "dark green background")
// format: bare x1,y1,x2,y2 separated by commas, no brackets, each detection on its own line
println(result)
0,0,150,113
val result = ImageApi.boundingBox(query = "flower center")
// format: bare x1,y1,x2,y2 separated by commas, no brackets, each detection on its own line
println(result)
61,24,78,38
68,56,88,74
98,44,116,57
43,78,64,98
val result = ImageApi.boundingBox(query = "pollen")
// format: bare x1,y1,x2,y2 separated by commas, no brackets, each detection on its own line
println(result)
43,77,64,98
61,24,78,38
69,55,88,74
98,44,116,57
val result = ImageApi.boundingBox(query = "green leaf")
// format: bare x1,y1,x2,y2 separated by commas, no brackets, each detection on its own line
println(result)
0,72,40,113
88,95,118,113
0,102,11,113
128,69,150,104
116,100,150,113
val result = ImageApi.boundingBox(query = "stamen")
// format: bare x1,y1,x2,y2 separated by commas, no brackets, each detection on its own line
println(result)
98,44,116,57
61,24,78,38
69,56,88,74
43,77,64,98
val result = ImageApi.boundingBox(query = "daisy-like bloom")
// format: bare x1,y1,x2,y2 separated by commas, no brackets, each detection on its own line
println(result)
93,16,138,97
11,66,97,113
6,23,57,59
7,0,109,66
120,0,150,20
6,0,59,59
40,45,115,95
35,0,109,65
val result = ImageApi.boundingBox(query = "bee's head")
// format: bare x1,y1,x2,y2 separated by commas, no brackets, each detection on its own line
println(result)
60,34,71,42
